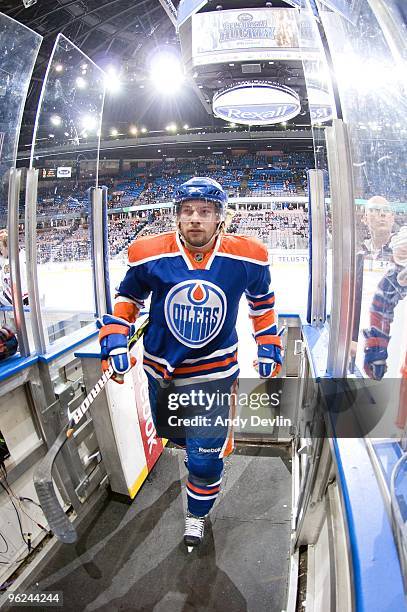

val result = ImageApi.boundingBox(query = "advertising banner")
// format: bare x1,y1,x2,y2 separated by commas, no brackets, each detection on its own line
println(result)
192,8,303,64
131,341,164,473
213,82,301,126
57,166,72,178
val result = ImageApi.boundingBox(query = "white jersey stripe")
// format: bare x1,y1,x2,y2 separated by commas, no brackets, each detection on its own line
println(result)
128,251,181,267
143,350,175,372
216,252,269,266
186,490,219,501
172,363,239,386
182,343,238,364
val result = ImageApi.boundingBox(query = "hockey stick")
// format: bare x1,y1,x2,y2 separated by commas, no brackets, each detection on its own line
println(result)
33,317,149,544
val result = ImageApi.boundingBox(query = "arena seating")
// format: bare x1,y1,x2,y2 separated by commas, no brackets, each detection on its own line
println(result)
227,209,309,249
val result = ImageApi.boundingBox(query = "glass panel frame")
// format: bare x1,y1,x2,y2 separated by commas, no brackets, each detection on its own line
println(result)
29,34,106,350
0,13,42,345
318,0,407,390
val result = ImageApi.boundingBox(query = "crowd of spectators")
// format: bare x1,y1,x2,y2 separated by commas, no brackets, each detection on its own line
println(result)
227,209,309,249
108,217,147,256
138,216,175,237
107,153,312,208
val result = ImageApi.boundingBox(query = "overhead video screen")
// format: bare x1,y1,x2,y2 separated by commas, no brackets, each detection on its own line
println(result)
192,8,302,65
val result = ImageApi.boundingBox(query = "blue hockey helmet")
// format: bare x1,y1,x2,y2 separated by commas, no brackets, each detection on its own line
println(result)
175,177,227,219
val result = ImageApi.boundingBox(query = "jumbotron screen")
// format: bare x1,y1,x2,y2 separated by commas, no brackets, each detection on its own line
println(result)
192,8,305,65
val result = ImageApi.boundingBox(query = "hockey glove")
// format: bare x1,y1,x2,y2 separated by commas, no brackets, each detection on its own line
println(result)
256,344,283,378
97,314,136,383
363,327,390,381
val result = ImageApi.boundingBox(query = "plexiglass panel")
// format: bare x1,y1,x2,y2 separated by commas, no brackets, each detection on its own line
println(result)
319,2,406,398
297,6,336,320
29,34,105,347
0,14,41,331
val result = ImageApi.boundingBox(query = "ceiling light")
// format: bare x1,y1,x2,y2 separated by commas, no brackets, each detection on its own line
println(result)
166,123,177,131
183,124,189,129
129,125,138,135
50,114,62,127
76,77,88,89
55,64,63,72
81,115,98,131
141,127,147,133
111,128,118,136
104,66,121,94
150,51,185,95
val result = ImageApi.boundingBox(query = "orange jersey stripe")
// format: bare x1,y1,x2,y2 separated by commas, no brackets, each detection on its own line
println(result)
174,352,237,375
128,231,178,264
187,482,221,495
248,296,275,308
256,335,283,348
143,357,172,379
250,310,276,332
219,234,268,263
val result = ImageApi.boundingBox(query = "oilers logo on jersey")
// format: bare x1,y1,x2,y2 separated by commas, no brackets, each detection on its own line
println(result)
164,280,227,348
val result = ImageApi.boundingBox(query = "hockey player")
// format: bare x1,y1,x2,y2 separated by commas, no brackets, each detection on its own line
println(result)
97,177,283,549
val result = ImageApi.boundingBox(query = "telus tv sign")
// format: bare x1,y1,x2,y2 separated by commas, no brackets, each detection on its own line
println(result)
213,82,301,126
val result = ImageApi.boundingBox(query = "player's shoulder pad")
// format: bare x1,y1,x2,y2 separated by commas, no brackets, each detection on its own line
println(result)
219,233,269,264
128,231,178,265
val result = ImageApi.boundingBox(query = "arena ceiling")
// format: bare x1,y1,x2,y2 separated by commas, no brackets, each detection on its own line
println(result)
2,1,312,152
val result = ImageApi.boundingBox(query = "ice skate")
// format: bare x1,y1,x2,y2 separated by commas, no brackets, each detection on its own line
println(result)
184,512,205,552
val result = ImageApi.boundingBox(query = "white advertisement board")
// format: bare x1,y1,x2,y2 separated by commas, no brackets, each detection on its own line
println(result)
192,8,302,65
57,166,72,178
213,82,301,126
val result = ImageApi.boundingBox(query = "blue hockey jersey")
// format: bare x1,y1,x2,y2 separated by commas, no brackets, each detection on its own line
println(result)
114,231,281,383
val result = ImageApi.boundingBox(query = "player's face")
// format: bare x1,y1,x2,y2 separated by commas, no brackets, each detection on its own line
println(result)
365,205,394,233
178,200,219,248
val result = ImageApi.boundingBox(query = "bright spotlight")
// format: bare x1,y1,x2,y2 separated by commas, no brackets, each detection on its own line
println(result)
129,125,138,136
50,114,62,127
81,115,98,131
104,65,121,94
166,123,177,132
183,124,189,130
55,63,63,73
141,127,147,134
150,52,185,95
76,76,87,89
111,128,118,137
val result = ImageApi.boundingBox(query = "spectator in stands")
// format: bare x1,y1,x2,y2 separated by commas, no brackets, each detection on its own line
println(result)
361,196,395,261
0,229,28,306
